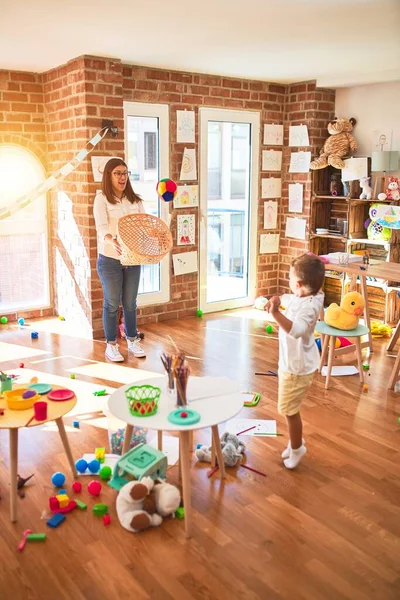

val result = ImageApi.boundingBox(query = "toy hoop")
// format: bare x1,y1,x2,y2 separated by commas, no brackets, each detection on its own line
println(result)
117,213,173,266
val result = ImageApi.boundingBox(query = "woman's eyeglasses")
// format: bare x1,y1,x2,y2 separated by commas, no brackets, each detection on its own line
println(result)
113,170,131,179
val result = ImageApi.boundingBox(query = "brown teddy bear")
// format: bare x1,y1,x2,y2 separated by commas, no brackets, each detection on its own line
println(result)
310,117,357,170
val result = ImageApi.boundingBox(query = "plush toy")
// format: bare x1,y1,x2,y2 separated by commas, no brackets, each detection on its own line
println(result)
195,431,245,467
359,177,372,200
365,203,391,241
310,117,357,170
324,291,365,330
116,477,181,533
378,177,400,202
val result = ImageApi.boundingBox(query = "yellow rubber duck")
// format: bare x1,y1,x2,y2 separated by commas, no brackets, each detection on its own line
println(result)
324,291,365,331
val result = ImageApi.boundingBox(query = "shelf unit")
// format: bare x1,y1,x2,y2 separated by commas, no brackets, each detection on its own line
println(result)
310,165,400,323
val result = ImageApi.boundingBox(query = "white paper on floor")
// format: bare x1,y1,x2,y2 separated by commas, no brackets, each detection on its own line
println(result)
225,418,277,436
5,368,116,417
321,366,359,376
77,453,120,475
0,341,50,362
149,435,179,466
66,362,163,384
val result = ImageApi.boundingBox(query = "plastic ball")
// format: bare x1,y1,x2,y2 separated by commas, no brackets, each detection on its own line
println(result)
51,472,66,487
88,480,102,496
18,317,25,326
0,316,8,324
72,481,82,493
99,466,112,480
156,178,177,202
196,309,203,317
181,411,188,418
70,373,76,379
265,325,273,334
88,459,100,474
75,459,88,473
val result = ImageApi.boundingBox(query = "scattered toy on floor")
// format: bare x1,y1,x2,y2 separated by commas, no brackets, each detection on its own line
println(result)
17,473,34,490
72,481,82,493
116,477,181,533
51,472,66,487
196,310,203,317
195,431,246,467
0,316,8,324
88,480,102,496
73,420,79,428
31,331,39,339
70,373,76,379
18,318,25,326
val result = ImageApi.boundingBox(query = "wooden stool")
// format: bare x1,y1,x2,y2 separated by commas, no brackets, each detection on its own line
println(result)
315,322,369,389
388,345,400,390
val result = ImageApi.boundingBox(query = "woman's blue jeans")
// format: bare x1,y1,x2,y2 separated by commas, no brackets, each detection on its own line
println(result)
97,254,141,343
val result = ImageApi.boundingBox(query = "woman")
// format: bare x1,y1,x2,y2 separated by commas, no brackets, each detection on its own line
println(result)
93,158,146,362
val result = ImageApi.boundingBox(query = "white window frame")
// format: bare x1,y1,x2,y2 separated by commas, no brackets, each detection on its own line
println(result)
0,145,50,312
199,108,260,313
124,102,170,306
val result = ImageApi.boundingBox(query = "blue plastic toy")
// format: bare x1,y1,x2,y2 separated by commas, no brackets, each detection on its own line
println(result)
75,459,88,473
73,420,80,428
31,331,39,339
47,513,65,528
88,459,100,474
51,472,66,487
18,317,25,326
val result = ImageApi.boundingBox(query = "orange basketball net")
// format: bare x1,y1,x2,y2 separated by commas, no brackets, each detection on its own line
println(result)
117,213,173,266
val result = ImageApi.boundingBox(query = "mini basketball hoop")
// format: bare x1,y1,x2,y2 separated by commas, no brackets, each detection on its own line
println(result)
117,213,173,266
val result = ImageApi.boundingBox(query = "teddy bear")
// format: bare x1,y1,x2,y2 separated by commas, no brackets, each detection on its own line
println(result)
359,176,372,200
116,477,181,533
310,117,357,170
378,177,400,201
195,431,245,467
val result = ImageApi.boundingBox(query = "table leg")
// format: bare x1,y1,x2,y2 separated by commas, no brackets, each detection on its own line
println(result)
360,275,373,353
388,349,400,390
179,431,192,538
55,418,77,478
349,274,358,292
211,436,216,468
122,424,134,455
9,428,18,522
326,336,336,390
387,320,400,352
354,337,364,383
211,425,226,479
319,334,329,373
157,431,163,451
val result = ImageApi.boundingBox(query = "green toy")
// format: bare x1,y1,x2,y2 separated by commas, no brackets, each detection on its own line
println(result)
175,507,185,519
108,443,168,491
196,309,203,317
93,503,108,516
99,465,112,480
168,408,200,426
75,500,87,510
0,316,8,324
265,325,273,334
93,389,107,396
125,385,161,417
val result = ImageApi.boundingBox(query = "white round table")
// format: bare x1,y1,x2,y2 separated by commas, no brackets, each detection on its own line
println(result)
108,375,244,537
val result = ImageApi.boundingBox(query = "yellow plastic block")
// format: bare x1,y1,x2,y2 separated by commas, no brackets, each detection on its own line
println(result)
95,447,106,463
56,494,69,508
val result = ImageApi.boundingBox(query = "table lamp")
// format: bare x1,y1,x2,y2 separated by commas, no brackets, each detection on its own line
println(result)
371,151,399,198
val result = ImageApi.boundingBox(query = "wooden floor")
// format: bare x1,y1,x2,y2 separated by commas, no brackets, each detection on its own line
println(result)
0,311,399,600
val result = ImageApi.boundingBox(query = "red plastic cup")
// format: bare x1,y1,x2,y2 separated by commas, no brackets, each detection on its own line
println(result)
33,401,47,421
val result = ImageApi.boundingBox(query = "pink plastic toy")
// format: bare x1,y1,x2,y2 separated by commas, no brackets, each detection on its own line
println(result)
17,529,32,552
87,480,102,496
72,481,82,493
103,514,111,526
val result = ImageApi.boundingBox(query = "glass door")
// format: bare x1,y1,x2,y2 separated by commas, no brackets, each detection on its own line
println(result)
199,109,260,313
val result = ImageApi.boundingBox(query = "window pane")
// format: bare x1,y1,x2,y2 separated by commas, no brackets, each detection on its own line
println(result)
126,116,160,295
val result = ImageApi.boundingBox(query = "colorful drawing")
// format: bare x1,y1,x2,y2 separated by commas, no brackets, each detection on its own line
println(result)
180,148,197,181
177,214,195,245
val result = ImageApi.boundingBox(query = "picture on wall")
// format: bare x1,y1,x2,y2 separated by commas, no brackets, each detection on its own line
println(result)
174,185,199,208
289,151,311,173
288,183,304,212
177,110,195,143
91,156,114,182
285,217,306,240
180,148,197,181
177,214,196,245
260,233,280,254
261,177,281,199
289,125,310,147
172,251,198,275
262,150,282,172
263,124,283,146
264,201,278,230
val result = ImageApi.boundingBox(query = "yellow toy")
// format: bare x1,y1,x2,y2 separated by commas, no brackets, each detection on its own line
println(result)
5,388,40,410
324,291,365,330
370,321,392,338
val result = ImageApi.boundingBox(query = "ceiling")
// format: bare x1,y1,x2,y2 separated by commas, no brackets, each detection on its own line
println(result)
1,0,399,88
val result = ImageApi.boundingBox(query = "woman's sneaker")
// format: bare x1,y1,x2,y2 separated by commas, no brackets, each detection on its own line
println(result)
105,343,124,362
127,338,146,358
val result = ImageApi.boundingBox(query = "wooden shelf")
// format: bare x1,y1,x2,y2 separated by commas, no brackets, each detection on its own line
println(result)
313,194,349,201
310,232,347,241
348,238,391,247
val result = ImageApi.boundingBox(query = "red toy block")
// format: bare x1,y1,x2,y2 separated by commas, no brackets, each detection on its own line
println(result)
72,481,82,493
53,500,77,514
103,514,111,526
49,496,59,511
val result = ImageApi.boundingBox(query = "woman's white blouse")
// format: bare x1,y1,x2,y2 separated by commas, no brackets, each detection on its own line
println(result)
93,192,145,260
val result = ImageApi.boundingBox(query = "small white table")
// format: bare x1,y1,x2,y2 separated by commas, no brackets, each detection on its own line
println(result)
108,376,244,537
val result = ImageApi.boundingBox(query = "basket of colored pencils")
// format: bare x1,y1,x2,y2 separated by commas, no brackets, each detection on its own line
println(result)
160,352,175,393
173,353,190,407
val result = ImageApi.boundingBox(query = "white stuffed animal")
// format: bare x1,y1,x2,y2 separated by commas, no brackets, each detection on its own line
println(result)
359,177,372,200
195,431,245,467
116,477,181,533
378,177,400,201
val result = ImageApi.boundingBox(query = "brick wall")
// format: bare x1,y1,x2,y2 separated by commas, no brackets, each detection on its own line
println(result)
0,56,335,337
123,65,286,323
42,56,124,338
278,82,335,292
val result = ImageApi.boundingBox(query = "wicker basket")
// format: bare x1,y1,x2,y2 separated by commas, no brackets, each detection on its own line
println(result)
125,384,161,417
117,213,173,266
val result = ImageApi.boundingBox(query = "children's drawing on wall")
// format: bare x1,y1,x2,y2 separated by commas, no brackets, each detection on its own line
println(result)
264,201,278,229
174,185,199,208
180,148,197,181
288,183,304,212
285,217,306,240
263,124,283,146
261,177,281,199
260,233,280,254
262,150,282,172
172,251,198,275
289,151,311,173
177,214,195,245
91,156,115,182
372,129,393,152
177,110,195,143
341,157,368,182
289,125,310,147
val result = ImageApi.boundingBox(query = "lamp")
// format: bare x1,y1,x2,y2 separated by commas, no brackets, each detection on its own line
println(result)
371,151,399,198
